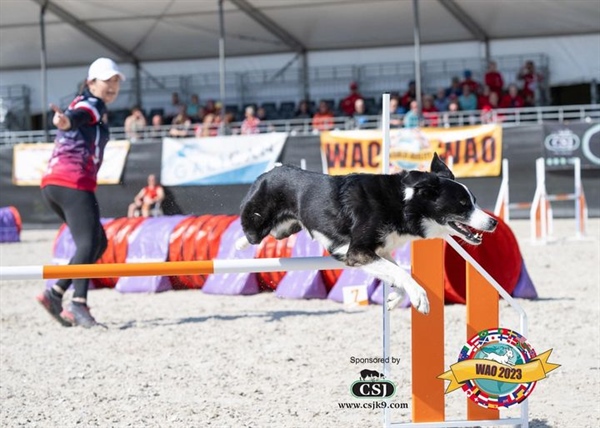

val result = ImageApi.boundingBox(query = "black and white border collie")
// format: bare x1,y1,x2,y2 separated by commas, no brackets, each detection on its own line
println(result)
235,153,498,314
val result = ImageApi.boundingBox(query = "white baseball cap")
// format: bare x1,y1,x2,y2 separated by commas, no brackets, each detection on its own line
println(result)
87,57,126,82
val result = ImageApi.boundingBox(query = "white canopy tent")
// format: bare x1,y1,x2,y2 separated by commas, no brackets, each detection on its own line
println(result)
1,0,598,70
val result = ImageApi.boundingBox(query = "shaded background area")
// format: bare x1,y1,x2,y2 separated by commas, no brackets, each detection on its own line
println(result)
1,127,598,226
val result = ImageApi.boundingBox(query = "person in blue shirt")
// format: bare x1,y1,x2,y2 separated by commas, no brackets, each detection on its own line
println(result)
458,85,478,112
403,100,421,128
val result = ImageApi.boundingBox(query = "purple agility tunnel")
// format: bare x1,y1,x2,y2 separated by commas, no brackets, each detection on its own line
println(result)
115,215,187,293
45,219,113,291
0,206,21,243
275,230,329,299
202,217,260,295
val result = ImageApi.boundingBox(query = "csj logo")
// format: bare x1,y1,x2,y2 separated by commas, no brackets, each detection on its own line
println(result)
544,129,580,153
351,369,396,399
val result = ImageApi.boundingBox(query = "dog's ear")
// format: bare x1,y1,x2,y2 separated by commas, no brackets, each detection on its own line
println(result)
430,152,455,180
402,170,440,198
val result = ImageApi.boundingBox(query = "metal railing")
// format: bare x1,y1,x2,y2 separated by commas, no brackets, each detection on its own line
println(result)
1,104,597,147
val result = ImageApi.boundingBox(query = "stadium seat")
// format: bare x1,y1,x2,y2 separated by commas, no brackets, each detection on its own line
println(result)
278,101,296,119
362,97,379,114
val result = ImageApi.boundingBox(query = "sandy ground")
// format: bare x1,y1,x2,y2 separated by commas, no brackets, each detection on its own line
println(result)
1,219,599,428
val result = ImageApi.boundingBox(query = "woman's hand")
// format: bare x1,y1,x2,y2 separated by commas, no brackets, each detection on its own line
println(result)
50,104,71,130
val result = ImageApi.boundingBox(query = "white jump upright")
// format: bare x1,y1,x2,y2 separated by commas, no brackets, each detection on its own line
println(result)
529,157,554,243
494,157,587,244
493,159,510,221
381,92,392,428
530,157,587,243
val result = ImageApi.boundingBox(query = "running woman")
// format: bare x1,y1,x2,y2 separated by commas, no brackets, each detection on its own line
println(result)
36,57,125,328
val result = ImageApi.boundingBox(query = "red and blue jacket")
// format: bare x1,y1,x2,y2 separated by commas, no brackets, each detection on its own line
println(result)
41,89,109,192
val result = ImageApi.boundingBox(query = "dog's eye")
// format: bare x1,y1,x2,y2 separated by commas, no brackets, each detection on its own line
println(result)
460,200,469,206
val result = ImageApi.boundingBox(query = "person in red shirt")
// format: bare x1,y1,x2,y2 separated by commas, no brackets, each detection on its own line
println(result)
312,100,335,132
399,80,417,111
481,92,502,124
478,85,492,110
36,57,125,328
339,82,362,116
517,60,543,106
499,84,525,109
484,61,504,97
128,174,165,218
421,95,439,127
460,70,480,94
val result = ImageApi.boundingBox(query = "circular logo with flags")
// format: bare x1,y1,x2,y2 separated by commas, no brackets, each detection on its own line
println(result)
438,328,560,409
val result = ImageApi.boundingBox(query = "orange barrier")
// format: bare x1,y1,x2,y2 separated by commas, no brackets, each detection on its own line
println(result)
410,238,501,425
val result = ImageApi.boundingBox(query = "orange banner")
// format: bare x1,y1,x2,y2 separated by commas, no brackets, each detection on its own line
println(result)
320,125,502,178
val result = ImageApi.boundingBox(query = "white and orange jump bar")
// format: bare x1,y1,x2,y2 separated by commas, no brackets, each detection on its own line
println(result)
0,257,346,281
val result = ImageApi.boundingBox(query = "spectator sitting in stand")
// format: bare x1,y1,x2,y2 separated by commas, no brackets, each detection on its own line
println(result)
127,174,165,218
433,88,450,112
186,94,201,119
204,99,217,116
389,96,404,128
149,114,164,141
240,105,261,134
340,81,362,116
294,100,313,119
164,92,182,122
478,85,493,110
422,95,439,127
484,61,504,97
124,106,147,143
312,100,335,132
220,112,236,135
194,113,217,137
460,69,480,94
442,101,461,128
458,84,478,112
481,91,501,124
400,80,417,111
256,106,275,133
517,60,543,106
403,100,420,129
353,98,369,129
445,76,463,98
500,84,525,109
168,106,192,137
212,102,224,131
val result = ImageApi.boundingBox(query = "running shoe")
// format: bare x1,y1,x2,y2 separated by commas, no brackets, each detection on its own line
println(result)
36,289,71,327
60,303,98,328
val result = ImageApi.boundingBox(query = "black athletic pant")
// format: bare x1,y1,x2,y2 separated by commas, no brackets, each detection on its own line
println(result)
41,185,107,300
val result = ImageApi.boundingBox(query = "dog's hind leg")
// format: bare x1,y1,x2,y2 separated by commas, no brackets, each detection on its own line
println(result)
356,255,430,314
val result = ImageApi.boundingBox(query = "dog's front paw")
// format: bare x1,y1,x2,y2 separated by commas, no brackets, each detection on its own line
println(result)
387,290,404,311
235,236,250,251
404,281,430,315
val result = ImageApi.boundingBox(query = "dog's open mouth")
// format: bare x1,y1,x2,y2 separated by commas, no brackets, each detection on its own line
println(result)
448,221,483,245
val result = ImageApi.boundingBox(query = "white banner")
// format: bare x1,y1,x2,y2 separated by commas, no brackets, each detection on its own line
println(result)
12,140,131,186
161,133,287,186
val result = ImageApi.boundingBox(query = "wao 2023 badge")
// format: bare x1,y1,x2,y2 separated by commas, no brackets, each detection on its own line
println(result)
438,328,560,409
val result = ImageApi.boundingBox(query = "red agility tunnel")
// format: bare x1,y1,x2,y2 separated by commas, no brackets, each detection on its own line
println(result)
93,217,147,289
46,212,535,304
442,213,522,304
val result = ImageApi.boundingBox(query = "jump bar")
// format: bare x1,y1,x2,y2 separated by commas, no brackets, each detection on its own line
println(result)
0,257,347,281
